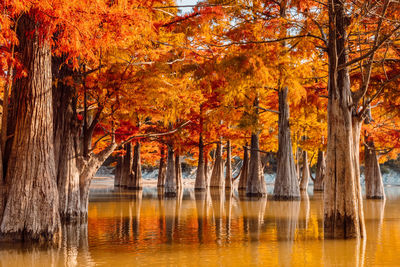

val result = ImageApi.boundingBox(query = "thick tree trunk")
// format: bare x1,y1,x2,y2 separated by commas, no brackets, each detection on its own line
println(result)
52,56,82,222
225,140,233,189
238,146,249,190
195,134,207,190
365,140,385,199
175,152,183,189
246,133,266,197
300,150,310,192
128,142,142,189
114,155,123,187
0,14,60,242
314,150,326,191
120,143,132,188
324,0,365,239
164,146,176,196
157,147,166,187
210,140,224,187
273,87,300,200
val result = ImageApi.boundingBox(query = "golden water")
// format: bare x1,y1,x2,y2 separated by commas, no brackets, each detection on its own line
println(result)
1,183,400,266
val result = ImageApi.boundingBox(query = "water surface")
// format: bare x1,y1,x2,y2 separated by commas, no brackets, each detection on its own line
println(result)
1,181,400,266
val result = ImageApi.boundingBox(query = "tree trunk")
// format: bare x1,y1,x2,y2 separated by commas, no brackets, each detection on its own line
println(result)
352,117,365,237
128,142,142,189
78,142,117,219
324,0,365,238
225,140,233,189
314,150,326,191
209,140,224,187
115,155,123,187
175,152,183,189
157,147,166,187
238,145,249,190
52,55,83,222
120,143,132,188
246,133,266,197
195,134,207,190
205,150,210,187
364,140,385,199
0,14,60,242
164,146,176,196
273,87,300,200
300,150,310,192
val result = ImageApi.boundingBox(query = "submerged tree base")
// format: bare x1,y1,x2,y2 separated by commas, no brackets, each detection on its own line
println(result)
273,195,301,201
324,214,362,239
246,192,266,198
126,186,143,190
164,192,177,197
366,196,385,200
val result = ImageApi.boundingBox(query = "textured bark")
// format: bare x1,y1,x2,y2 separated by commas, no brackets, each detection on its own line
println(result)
225,140,233,189
300,150,310,192
209,140,225,188
204,152,210,187
238,146,249,190
128,142,142,189
314,150,326,191
273,87,300,200
157,147,166,187
195,134,207,190
365,140,385,199
114,156,123,187
120,143,132,188
52,56,82,222
164,146,176,196
246,133,266,197
175,152,183,189
324,0,365,239
0,14,60,242
352,118,365,238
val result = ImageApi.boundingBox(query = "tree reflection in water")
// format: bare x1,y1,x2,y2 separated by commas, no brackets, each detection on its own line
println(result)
3,186,400,266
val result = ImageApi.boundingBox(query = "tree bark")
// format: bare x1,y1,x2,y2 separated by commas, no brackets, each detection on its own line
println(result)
120,143,132,188
164,146,176,196
324,0,365,239
273,87,300,200
175,152,183,189
314,150,326,191
300,150,310,192
225,140,233,189
0,14,60,242
364,140,385,199
238,145,249,190
246,133,266,197
52,55,83,222
128,142,142,189
157,147,166,187
209,140,224,187
195,134,207,190
114,155,123,187
204,150,210,187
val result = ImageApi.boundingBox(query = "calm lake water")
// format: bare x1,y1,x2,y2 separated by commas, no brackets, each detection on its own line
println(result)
1,179,400,266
